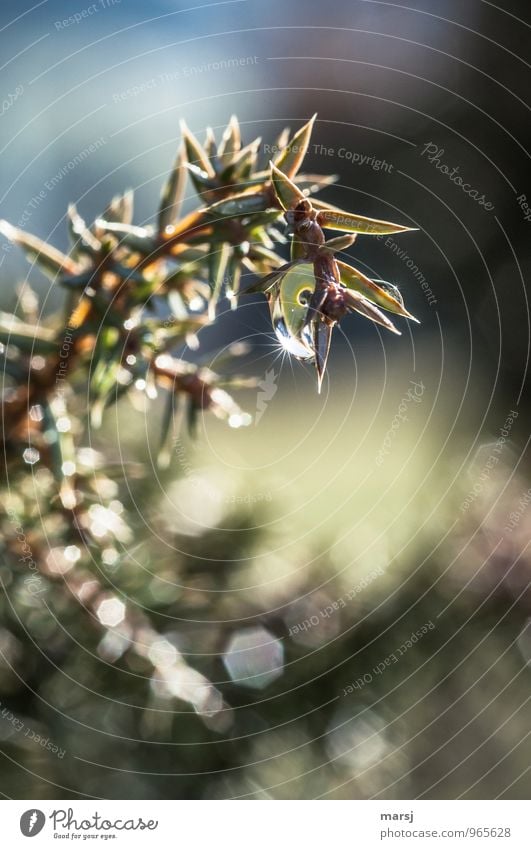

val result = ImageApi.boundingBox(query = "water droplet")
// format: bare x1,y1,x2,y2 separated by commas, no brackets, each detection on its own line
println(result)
188,296,204,312
146,383,158,400
228,412,252,428
46,548,73,575
64,545,81,563
23,447,39,465
148,638,178,669
29,405,44,422
117,368,133,386
102,548,119,567
273,314,314,359
96,597,126,628
223,627,284,690
373,279,404,306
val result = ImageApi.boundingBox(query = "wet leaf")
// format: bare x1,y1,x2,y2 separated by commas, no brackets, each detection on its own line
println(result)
0,312,57,354
218,115,241,166
294,173,338,193
250,245,284,266
0,220,79,278
338,261,418,321
94,219,158,255
343,288,401,334
203,126,217,159
207,192,270,219
270,163,305,211
317,208,417,235
279,262,315,338
158,146,186,233
290,237,307,261
244,259,303,295
274,126,290,153
322,234,357,255
274,114,317,178
242,209,284,230
208,242,231,319
67,204,101,254
220,138,261,183
102,190,134,224
312,319,333,393
180,120,215,177
184,162,214,193
161,209,213,248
